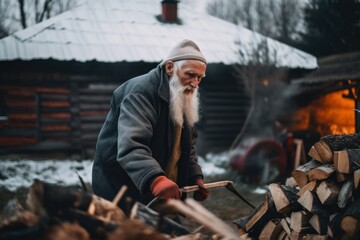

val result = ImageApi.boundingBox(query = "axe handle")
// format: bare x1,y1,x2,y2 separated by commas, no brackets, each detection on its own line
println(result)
180,180,233,193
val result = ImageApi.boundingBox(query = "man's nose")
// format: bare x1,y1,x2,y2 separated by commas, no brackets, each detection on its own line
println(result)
190,77,201,87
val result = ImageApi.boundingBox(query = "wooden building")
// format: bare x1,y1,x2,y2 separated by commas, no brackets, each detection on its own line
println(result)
285,51,360,136
0,0,317,156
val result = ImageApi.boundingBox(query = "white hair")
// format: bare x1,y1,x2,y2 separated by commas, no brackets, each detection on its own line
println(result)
169,60,200,127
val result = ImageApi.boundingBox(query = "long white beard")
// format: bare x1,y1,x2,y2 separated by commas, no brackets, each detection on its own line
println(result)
169,74,200,127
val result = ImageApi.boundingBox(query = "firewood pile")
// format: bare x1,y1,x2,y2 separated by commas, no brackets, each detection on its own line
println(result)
233,133,360,240
0,179,241,240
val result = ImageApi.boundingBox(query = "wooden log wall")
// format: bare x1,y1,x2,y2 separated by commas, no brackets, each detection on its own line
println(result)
0,86,71,149
70,82,114,149
0,82,115,153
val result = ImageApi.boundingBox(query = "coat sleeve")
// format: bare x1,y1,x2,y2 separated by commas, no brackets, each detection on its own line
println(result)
116,93,164,195
187,127,204,183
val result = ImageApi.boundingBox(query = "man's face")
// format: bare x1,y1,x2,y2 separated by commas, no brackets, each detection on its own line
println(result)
169,60,207,95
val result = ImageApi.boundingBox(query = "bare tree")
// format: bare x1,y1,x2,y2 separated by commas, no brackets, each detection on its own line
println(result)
0,0,11,38
230,39,288,149
0,0,80,38
206,0,303,46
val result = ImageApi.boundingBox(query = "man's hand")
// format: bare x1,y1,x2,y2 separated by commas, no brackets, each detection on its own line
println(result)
193,178,209,201
150,176,181,200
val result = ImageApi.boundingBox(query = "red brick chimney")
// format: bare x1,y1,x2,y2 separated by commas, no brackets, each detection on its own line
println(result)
161,0,179,22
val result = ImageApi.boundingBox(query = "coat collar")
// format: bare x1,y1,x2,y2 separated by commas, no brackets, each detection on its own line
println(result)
157,64,170,103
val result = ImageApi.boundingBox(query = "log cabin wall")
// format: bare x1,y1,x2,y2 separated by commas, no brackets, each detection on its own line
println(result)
0,73,74,153
0,61,252,156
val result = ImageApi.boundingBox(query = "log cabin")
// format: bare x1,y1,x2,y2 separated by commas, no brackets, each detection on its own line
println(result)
0,0,317,156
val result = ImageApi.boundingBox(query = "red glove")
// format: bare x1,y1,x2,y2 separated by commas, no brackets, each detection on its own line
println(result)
150,176,181,200
193,179,209,201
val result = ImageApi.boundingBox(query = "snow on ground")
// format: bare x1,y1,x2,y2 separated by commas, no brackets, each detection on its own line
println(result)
0,152,231,192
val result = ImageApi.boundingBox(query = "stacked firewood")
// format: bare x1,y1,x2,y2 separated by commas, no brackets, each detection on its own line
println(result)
233,133,360,240
0,179,241,240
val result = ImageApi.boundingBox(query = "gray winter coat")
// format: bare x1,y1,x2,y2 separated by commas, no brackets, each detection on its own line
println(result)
92,65,204,207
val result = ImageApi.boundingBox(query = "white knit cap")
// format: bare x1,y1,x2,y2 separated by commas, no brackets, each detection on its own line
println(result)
160,39,207,66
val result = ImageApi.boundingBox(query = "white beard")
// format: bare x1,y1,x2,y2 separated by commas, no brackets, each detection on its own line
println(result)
169,73,200,127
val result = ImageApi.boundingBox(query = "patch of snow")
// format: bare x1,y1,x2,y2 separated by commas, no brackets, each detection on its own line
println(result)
0,152,230,191
0,159,93,192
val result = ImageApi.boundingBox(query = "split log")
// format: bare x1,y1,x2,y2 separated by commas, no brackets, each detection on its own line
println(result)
268,183,301,215
337,179,353,209
297,181,318,197
309,214,328,235
258,220,282,240
313,133,360,163
328,211,346,238
292,160,321,188
354,169,360,189
297,190,328,216
308,146,322,162
285,177,298,188
233,194,281,239
280,218,291,236
316,180,339,205
311,141,333,163
26,179,126,223
277,230,287,240
290,231,304,240
334,149,360,174
340,199,360,238
290,211,311,233
308,164,335,181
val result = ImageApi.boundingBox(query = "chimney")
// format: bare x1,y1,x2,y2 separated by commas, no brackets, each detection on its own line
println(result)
161,0,179,22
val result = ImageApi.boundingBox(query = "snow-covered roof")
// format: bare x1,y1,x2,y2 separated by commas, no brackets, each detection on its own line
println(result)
0,0,318,69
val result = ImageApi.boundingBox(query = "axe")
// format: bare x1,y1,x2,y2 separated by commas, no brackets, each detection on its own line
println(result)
147,180,256,209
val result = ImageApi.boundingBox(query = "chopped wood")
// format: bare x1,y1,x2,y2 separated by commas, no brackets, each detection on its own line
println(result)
297,190,328,218
312,141,333,163
292,160,321,188
340,199,360,237
290,211,311,233
277,230,287,240
315,133,360,163
269,184,290,215
233,194,281,239
328,210,346,238
334,149,360,174
285,177,298,188
337,179,353,209
258,220,282,240
354,169,360,189
340,216,360,238
316,180,339,205
290,230,304,240
280,218,291,236
297,181,318,197
309,214,329,235
308,164,335,181
27,179,126,223
308,146,322,162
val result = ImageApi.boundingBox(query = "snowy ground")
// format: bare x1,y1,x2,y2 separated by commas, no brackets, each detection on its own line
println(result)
0,151,246,192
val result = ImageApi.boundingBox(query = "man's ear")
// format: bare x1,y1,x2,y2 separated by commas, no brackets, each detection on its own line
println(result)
165,61,174,77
